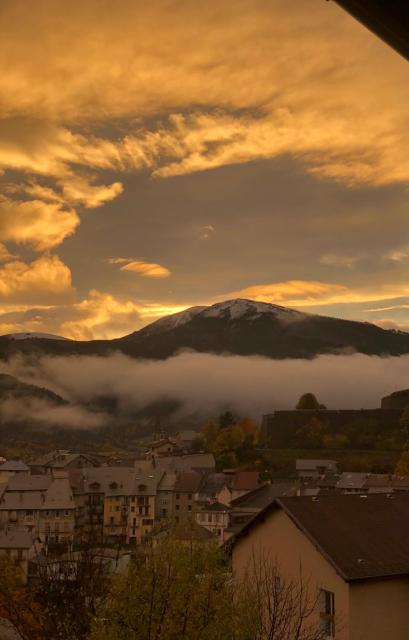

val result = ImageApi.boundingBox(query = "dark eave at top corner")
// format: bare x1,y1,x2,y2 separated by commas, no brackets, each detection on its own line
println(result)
332,0,409,61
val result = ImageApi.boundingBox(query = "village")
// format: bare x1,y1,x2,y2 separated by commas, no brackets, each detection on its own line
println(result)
0,427,408,639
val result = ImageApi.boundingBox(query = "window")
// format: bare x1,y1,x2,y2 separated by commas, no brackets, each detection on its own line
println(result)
176,493,180,500
320,589,335,639
188,505,192,511
176,505,180,511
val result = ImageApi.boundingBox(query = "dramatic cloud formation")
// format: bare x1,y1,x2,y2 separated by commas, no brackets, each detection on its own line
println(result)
0,290,190,340
230,280,409,307
2,352,408,426
0,196,79,251
0,255,74,304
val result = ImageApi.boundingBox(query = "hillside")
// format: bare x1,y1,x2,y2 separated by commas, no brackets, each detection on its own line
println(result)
0,299,409,361
0,373,67,405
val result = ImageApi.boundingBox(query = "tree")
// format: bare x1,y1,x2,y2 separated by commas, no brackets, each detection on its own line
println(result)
399,405,409,442
237,552,333,640
218,411,236,429
296,394,322,411
89,538,236,640
0,536,114,640
0,556,46,640
395,450,409,475
202,420,218,452
294,417,327,449
236,417,258,446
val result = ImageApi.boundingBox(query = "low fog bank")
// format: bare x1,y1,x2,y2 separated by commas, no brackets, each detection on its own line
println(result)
0,351,408,428
0,396,109,430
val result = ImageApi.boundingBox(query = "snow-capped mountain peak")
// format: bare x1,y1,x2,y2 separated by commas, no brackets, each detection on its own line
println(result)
201,298,303,321
139,298,305,337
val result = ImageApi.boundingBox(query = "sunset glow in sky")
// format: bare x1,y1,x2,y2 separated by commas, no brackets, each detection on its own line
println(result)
0,0,408,339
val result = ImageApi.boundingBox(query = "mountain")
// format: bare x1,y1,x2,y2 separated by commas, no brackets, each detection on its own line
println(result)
1,298,409,360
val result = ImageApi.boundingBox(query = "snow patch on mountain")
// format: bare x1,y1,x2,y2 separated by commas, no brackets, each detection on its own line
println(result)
4,332,70,341
142,306,207,334
202,299,305,322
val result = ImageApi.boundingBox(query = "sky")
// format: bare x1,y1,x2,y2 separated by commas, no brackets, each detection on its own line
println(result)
0,0,408,340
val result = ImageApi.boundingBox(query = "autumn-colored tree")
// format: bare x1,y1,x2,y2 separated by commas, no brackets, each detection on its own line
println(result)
0,556,46,640
89,538,236,640
214,425,244,453
399,405,409,440
202,420,218,451
395,450,409,475
0,535,114,640
90,540,330,640
237,417,258,445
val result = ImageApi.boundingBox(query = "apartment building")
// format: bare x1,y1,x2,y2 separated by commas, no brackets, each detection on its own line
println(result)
231,493,409,640
0,470,75,546
103,469,164,544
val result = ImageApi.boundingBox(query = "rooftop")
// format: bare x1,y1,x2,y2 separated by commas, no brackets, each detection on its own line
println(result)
0,528,33,549
232,493,409,582
232,471,260,492
0,460,29,472
174,471,204,493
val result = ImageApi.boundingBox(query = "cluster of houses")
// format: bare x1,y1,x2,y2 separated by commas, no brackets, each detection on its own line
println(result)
0,442,408,639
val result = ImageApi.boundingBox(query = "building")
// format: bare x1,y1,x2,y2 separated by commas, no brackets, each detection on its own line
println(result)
226,481,297,539
174,430,201,450
155,472,177,520
231,494,409,640
336,472,368,493
296,459,338,480
195,501,229,543
173,471,204,522
30,450,101,474
69,467,137,539
0,470,75,547
145,438,182,461
103,469,164,544
137,453,216,474
0,460,29,484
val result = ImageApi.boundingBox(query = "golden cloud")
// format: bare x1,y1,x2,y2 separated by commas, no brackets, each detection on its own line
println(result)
0,243,17,263
0,196,79,251
0,0,406,188
0,255,74,304
0,290,189,340
120,260,171,278
231,280,409,307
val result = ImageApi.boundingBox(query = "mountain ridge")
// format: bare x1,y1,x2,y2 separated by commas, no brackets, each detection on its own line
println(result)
0,298,408,360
